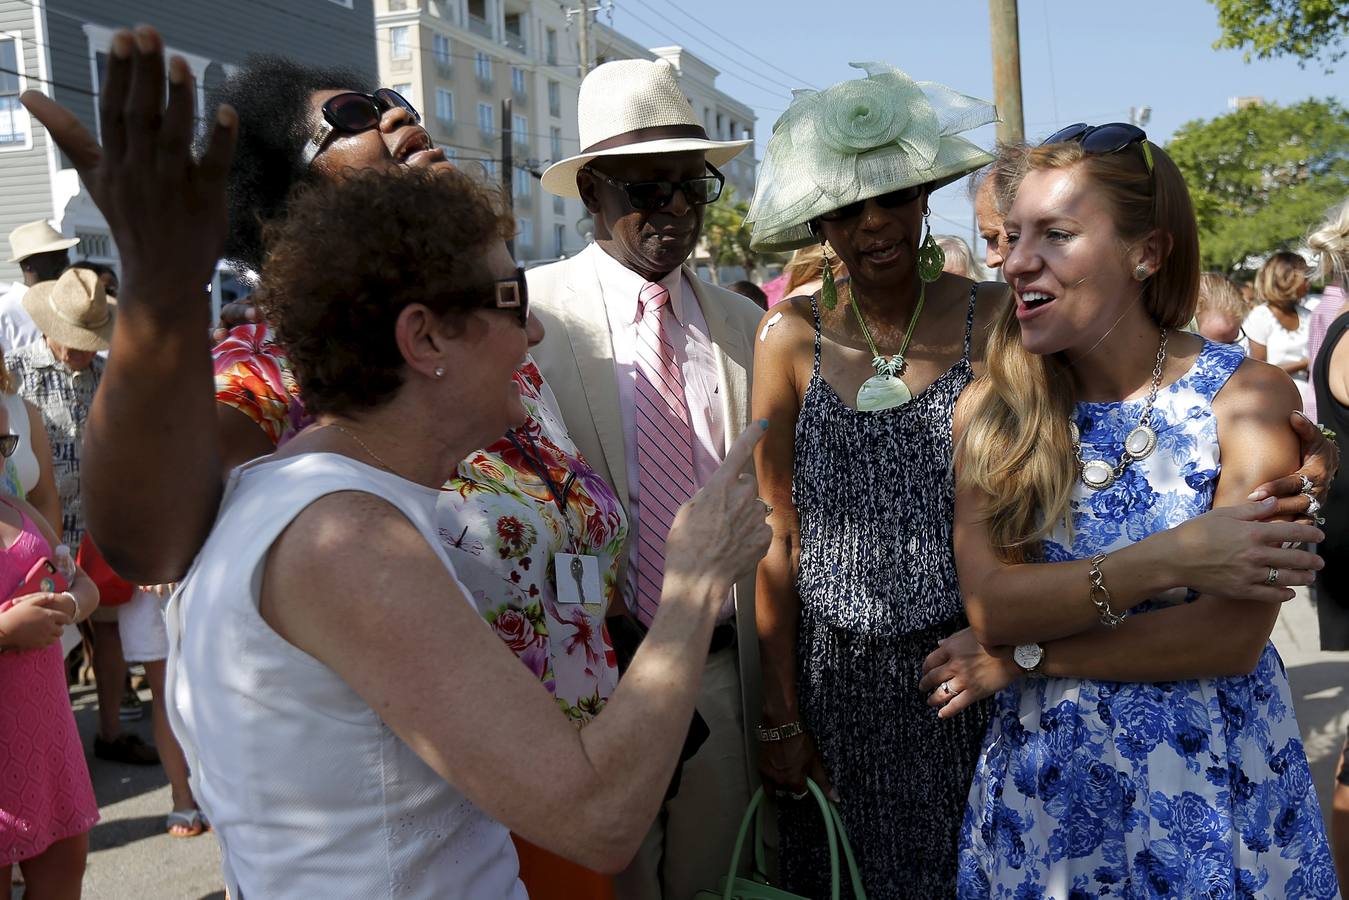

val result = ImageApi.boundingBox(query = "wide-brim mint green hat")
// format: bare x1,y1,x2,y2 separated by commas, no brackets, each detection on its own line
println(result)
746,62,998,253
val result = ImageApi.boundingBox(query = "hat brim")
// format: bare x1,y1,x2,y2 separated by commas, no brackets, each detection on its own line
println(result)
747,142,994,253
541,138,753,198
22,283,115,352
7,236,80,263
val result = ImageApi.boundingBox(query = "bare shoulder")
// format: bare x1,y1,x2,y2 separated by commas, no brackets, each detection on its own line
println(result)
1215,355,1302,420
755,296,817,363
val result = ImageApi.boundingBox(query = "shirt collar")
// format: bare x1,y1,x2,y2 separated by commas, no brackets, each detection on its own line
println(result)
30,339,60,370
588,243,687,327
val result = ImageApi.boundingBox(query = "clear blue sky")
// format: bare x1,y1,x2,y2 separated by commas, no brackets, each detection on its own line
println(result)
606,0,1344,248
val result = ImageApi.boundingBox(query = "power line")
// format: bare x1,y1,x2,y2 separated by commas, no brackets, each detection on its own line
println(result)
650,0,817,90
624,0,801,94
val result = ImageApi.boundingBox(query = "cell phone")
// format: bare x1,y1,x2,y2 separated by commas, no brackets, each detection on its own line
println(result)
10,557,70,604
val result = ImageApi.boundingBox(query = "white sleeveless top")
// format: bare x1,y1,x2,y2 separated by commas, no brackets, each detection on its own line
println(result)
2,390,40,494
164,452,526,900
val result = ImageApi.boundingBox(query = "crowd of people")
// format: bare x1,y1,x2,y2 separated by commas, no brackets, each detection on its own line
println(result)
1,21,1347,900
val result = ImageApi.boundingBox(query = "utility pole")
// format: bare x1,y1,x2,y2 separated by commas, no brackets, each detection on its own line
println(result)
502,96,514,256
577,1,591,76
988,0,1025,144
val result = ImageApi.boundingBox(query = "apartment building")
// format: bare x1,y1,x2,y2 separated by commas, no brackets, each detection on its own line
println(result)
0,0,378,286
374,0,757,264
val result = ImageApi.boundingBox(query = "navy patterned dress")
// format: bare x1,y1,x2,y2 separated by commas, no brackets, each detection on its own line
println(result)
781,290,991,899
958,340,1340,899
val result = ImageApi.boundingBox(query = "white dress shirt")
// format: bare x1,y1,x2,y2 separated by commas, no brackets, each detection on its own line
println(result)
584,243,730,617
0,283,41,356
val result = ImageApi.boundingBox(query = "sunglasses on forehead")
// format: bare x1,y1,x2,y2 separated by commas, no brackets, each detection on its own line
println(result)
583,164,726,211
301,88,422,166
816,184,926,223
1042,122,1154,172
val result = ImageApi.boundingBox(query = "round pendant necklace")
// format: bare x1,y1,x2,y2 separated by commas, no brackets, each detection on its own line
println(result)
849,280,927,412
1071,329,1169,491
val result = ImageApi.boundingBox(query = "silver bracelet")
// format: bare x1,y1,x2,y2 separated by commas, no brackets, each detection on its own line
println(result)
1088,552,1125,628
61,591,80,621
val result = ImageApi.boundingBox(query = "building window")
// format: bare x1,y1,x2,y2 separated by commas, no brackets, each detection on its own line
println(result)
481,158,496,178
327,0,354,7
436,88,454,123
477,102,494,134
438,144,457,162
554,223,566,257
475,51,492,82
512,113,527,141
513,166,532,198
433,34,450,65
390,26,411,60
549,126,562,161
547,80,560,118
545,28,558,65
517,217,533,250
511,66,526,96
388,0,407,9
393,82,413,100
0,36,29,149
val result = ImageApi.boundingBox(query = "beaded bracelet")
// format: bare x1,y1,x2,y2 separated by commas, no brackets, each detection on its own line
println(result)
1088,552,1125,629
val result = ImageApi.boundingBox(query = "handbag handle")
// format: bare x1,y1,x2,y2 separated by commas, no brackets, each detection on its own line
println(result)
719,779,867,900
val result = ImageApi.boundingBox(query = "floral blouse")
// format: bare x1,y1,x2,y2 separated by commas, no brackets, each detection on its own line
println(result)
213,325,625,723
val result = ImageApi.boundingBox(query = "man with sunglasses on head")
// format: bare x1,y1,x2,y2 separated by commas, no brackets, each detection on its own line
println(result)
527,58,763,900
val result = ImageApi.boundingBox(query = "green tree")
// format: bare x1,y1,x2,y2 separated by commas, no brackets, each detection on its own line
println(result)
1165,98,1349,273
700,186,772,284
1209,0,1349,69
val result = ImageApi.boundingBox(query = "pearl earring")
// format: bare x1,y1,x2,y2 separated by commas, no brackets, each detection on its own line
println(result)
434,367,445,378
1133,264,1149,281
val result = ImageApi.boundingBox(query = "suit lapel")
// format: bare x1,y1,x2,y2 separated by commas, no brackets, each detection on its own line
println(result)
564,255,631,504
685,269,752,443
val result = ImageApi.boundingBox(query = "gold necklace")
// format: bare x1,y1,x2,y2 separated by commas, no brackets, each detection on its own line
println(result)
327,423,398,475
848,279,927,411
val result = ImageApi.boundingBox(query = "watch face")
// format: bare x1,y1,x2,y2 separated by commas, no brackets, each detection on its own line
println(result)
1014,643,1043,671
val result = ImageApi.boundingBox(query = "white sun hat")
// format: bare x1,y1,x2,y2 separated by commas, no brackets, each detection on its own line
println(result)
746,63,998,253
540,58,752,199
7,219,80,263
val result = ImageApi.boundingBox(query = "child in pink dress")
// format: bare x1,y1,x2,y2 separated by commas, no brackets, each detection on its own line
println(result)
0,493,100,897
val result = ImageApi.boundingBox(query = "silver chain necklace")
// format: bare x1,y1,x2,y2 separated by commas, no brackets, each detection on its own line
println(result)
1070,328,1169,491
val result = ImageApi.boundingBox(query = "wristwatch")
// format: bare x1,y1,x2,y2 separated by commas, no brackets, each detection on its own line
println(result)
1013,642,1044,675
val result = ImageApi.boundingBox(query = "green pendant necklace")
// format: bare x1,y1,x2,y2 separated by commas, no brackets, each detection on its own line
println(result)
850,279,927,411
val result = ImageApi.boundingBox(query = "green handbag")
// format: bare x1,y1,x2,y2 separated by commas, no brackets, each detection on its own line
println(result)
694,779,867,900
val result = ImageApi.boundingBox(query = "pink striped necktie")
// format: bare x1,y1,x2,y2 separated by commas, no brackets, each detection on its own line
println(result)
632,281,696,627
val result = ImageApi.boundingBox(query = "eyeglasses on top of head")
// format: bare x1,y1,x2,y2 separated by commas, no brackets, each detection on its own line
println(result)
1041,122,1154,172
302,88,422,167
816,183,927,223
583,163,726,211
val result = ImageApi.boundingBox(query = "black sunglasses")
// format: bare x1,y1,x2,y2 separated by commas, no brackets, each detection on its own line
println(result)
302,88,422,165
1042,122,1153,172
489,266,529,327
0,434,17,459
584,164,725,211
817,184,926,223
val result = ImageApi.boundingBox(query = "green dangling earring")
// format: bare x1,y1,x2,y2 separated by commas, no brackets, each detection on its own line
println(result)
820,241,839,310
916,209,945,283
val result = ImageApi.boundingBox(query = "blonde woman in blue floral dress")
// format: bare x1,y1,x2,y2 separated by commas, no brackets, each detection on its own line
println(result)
928,133,1338,897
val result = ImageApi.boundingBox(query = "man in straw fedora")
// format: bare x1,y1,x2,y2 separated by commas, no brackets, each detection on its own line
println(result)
1,220,81,354
527,57,764,899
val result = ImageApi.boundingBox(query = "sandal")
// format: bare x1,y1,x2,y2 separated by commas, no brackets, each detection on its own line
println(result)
166,809,207,838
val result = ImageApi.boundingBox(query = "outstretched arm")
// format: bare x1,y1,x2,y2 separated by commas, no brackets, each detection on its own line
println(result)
23,27,237,582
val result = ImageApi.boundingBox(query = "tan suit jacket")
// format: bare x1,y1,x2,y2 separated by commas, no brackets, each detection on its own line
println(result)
527,250,764,789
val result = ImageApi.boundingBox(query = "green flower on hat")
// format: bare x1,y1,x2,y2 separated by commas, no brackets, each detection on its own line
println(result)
746,62,998,252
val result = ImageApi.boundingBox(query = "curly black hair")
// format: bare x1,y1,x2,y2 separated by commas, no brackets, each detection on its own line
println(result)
255,167,514,418
203,55,374,272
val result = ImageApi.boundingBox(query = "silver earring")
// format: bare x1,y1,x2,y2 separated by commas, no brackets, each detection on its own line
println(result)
1134,264,1149,281
434,366,445,378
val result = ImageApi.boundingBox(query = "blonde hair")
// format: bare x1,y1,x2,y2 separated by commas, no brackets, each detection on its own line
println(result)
783,243,846,297
1308,198,1349,287
936,234,984,280
1253,251,1308,310
957,140,1200,562
1197,272,1249,321
968,141,1031,215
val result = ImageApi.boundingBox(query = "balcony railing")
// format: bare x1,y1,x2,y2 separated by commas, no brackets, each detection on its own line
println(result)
435,60,453,80
468,14,492,38
504,32,526,53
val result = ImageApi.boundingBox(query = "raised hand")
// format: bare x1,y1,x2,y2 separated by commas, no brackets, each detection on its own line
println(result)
20,26,236,319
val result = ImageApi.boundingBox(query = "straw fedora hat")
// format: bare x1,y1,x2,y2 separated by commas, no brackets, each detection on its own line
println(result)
540,58,752,199
22,267,116,352
6,220,80,263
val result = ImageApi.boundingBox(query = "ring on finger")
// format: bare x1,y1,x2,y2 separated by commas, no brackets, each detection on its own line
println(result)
1298,474,1315,495
756,497,774,516
1266,567,1279,586
1306,494,1326,526
941,680,957,697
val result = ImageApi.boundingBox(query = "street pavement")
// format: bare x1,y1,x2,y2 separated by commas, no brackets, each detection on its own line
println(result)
15,590,1348,898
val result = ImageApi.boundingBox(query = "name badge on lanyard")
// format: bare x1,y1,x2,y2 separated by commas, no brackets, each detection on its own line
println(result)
555,552,602,607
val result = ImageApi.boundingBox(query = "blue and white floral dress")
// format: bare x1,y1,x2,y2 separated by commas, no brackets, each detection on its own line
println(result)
958,340,1340,899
